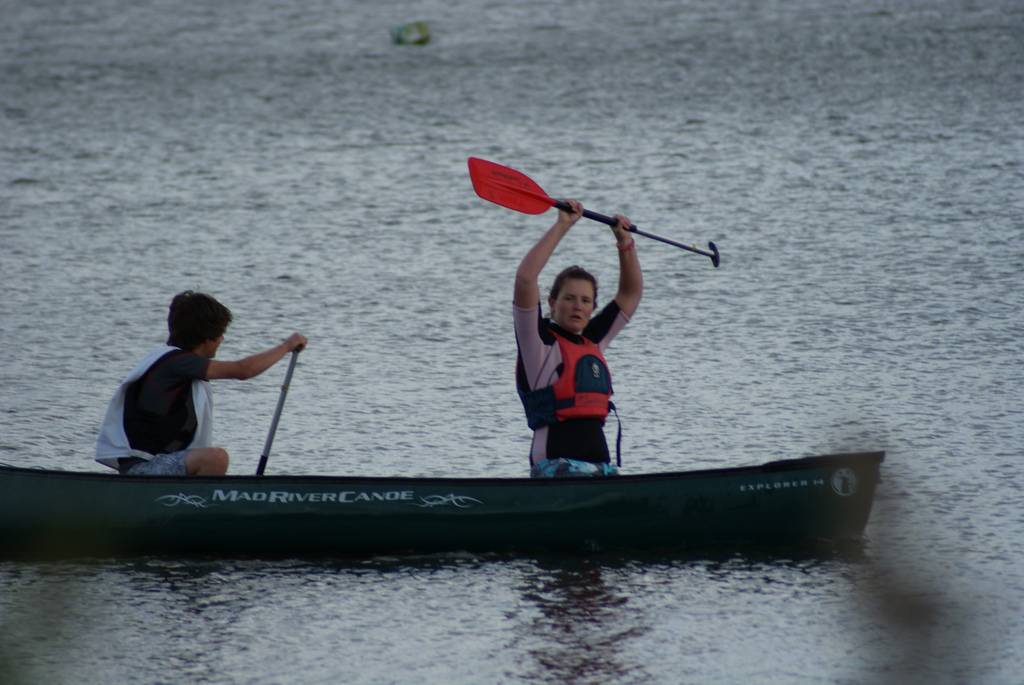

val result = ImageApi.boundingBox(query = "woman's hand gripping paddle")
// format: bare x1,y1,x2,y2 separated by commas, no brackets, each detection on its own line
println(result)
467,157,720,267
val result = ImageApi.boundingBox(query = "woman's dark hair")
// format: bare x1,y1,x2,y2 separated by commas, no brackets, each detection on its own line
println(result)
548,265,598,307
166,291,233,350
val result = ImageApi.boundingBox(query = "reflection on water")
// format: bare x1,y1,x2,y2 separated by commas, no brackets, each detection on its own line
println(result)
516,556,651,685
0,542,1014,684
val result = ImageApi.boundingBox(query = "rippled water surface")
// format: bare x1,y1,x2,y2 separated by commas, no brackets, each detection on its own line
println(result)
2,0,1022,682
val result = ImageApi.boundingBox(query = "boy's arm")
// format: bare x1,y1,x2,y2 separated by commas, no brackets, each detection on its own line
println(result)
206,333,306,380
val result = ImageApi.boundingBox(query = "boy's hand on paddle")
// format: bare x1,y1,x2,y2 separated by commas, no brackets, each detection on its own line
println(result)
285,333,307,352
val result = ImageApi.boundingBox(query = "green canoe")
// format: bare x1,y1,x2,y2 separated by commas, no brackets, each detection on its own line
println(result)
0,451,883,558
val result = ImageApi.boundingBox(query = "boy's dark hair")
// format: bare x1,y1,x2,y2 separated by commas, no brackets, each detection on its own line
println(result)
548,265,599,307
166,291,233,350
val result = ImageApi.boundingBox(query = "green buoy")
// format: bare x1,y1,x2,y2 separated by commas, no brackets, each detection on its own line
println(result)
390,21,431,46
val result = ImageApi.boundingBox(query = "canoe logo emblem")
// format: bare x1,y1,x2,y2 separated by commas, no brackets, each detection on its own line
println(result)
156,493,212,508
413,494,483,509
831,468,858,497
591,361,601,378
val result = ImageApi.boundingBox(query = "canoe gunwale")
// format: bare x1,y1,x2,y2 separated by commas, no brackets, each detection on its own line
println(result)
0,451,884,486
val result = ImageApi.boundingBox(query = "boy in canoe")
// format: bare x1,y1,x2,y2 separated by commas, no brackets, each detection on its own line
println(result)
96,291,306,476
514,199,643,477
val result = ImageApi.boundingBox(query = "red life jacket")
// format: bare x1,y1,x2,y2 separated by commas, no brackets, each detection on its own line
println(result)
549,329,613,422
519,329,613,429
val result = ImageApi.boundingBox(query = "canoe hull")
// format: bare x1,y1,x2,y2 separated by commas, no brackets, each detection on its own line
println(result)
0,452,883,558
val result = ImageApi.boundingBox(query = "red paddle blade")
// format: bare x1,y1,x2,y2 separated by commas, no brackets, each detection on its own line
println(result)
467,157,556,215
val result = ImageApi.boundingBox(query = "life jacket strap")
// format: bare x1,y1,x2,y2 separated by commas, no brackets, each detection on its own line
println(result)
609,401,622,467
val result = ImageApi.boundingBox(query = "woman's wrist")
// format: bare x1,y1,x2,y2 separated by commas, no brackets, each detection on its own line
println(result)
617,238,635,252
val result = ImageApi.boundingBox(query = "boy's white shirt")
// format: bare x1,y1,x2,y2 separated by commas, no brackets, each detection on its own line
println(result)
95,345,213,469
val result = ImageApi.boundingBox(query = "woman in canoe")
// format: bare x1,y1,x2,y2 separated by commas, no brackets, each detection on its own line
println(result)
514,199,642,477
96,291,306,476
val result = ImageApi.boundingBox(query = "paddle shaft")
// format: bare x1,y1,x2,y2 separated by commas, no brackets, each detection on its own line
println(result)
256,349,301,476
551,200,720,266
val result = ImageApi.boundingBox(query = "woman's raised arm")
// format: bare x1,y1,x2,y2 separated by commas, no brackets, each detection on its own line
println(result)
610,215,643,317
513,200,583,308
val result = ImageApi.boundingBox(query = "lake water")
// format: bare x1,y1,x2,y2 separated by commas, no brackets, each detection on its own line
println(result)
1,0,1022,682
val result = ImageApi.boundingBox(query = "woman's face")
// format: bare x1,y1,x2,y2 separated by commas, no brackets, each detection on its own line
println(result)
549,278,596,334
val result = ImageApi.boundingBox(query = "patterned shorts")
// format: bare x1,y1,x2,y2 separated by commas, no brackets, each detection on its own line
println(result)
530,458,620,479
123,451,190,476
